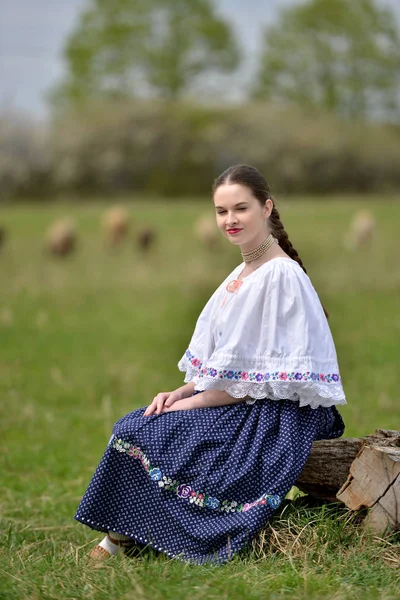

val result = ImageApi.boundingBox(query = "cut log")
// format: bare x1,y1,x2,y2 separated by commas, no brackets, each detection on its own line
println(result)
337,445,400,534
295,429,400,534
296,438,363,501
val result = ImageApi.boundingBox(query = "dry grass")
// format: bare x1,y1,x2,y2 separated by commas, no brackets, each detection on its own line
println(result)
252,500,399,570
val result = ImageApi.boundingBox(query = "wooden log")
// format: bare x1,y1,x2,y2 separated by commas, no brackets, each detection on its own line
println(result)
337,445,400,534
296,429,400,534
296,438,363,501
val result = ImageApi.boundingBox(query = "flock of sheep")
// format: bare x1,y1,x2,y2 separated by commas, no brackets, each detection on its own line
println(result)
0,207,375,258
45,206,160,257
0,206,156,258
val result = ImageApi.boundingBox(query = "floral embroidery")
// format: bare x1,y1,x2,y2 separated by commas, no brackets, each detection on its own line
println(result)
177,484,192,499
206,496,220,509
150,468,162,481
111,437,281,514
186,350,203,370
128,445,142,459
184,350,341,384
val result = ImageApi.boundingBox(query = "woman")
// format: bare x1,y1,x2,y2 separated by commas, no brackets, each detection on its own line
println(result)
76,165,346,563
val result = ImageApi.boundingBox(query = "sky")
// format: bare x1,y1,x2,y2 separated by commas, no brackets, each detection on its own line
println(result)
0,0,399,120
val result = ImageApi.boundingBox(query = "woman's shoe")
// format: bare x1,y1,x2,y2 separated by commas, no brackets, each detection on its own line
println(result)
86,544,113,563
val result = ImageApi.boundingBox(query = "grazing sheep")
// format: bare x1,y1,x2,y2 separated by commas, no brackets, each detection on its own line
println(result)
102,206,130,246
137,226,156,253
45,218,76,257
345,210,376,250
194,215,219,250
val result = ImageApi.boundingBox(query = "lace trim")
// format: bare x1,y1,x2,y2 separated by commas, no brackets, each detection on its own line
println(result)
178,353,346,409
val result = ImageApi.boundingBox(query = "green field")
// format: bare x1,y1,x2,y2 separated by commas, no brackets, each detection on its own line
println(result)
0,197,399,599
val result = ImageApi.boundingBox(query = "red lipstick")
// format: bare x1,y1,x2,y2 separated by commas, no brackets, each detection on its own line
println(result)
227,228,242,235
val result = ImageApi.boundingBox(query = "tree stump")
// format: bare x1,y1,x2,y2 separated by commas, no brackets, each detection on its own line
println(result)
296,429,400,534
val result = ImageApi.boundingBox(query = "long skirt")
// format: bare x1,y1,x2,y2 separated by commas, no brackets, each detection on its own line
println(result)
74,397,345,564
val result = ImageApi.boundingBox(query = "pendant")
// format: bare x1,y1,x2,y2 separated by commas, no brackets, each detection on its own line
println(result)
226,279,243,293
221,279,243,307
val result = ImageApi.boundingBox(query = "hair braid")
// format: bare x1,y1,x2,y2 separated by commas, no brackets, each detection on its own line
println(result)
269,205,329,319
269,206,307,274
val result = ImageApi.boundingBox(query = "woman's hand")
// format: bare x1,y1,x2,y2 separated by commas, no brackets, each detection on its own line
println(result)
144,388,245,416
162,391,245,412
144,391,183,416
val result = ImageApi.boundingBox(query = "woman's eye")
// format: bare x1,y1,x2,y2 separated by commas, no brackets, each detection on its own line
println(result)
238,207,246,211
217,211,227,215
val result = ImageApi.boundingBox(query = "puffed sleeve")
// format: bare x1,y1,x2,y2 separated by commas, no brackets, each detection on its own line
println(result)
179,259,346,409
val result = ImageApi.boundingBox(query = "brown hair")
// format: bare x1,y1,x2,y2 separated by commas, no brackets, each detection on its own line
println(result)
212,164,329,319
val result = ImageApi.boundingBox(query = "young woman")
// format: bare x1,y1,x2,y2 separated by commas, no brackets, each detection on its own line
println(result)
76,165,346,563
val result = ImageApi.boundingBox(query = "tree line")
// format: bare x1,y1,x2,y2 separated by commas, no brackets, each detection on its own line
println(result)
51,0,400,122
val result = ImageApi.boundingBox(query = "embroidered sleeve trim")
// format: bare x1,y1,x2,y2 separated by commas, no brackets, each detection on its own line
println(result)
179,349,342,384
110,436,281,513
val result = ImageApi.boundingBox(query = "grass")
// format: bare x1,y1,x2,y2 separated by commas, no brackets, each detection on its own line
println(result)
0,195,399,599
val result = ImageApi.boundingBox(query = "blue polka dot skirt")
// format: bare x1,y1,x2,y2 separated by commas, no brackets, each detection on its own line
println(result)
74,398,344,564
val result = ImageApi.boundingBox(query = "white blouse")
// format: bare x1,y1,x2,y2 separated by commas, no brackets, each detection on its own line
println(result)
178,257,346,409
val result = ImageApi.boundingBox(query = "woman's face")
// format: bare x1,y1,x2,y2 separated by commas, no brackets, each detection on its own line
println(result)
213,183,272,251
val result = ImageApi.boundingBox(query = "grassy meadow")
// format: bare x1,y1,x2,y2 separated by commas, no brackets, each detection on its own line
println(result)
0,196,399,599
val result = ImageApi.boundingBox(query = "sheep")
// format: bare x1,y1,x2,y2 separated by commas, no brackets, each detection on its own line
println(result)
101,206,130,246
136,226,156,253
45,218,76,257
194,215,219,250
344,210,376,250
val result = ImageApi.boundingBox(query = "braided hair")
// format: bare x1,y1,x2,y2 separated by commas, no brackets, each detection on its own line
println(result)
212,164,329,319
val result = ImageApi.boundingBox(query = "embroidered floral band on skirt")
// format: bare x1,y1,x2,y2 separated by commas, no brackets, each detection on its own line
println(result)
75,398,344,564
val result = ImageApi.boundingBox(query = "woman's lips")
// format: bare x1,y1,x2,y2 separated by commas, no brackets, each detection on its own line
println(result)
227,228,243,235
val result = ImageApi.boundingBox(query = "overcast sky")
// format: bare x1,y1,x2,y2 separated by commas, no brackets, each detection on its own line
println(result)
0,0,399,120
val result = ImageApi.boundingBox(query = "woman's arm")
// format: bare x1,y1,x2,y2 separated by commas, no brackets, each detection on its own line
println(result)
172,382,195,400
162,389,245,412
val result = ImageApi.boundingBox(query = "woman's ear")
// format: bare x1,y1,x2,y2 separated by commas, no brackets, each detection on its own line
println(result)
264,198,273,219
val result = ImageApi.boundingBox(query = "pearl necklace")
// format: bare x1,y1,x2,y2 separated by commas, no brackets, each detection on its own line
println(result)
241,233,277,263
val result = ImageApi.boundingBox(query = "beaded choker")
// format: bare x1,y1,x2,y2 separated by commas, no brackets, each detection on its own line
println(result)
241,233,277,263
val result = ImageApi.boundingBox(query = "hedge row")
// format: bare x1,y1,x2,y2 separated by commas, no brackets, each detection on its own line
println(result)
1,101,400,199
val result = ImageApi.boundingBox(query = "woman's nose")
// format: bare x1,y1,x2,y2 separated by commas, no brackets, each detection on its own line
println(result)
227,212,238,225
